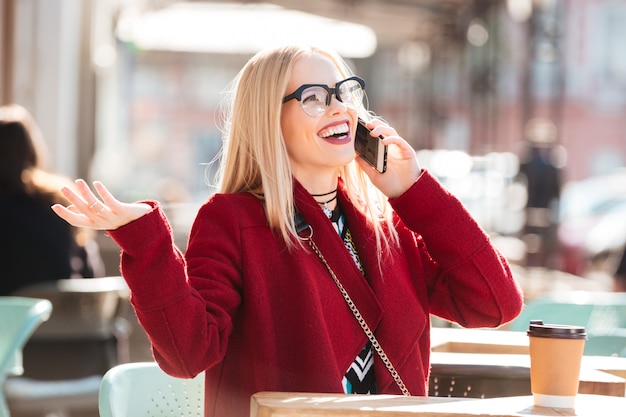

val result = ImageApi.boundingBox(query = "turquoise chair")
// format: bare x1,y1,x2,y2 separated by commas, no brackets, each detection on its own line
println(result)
0,296,52,417
509,291,626,356
584,329,626,357
99,362,204,417
6,277,130,417
509,291,626,332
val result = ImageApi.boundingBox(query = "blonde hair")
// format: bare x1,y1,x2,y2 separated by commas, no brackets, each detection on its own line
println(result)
216,45,398,254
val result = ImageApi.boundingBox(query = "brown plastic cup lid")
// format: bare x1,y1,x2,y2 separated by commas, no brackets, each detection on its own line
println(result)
527,320,587,340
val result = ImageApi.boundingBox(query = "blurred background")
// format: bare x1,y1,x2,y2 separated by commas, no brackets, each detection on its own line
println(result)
2,0,626,290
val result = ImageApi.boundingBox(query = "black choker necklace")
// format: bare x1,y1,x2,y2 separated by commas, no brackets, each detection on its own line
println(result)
310,188,337,197
316,194,337,218
316,195,337,206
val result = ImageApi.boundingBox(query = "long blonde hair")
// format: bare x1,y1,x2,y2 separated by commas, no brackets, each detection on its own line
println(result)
216,45,398,253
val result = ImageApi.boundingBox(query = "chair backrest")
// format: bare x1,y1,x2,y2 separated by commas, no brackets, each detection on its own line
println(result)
508,291,626,333
12,277,129,340
0,297,52,378
508,291,626,357
429,362,531,398
584,329,626,357
0,296,52,417
11,277,130,379
99,362,204,417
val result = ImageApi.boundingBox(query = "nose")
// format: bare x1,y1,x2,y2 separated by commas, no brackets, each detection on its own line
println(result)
327,94,348,114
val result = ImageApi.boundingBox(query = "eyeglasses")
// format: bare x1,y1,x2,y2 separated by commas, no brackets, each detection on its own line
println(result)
282,76,365,117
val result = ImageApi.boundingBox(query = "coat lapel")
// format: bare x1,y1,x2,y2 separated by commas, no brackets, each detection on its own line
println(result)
293,180,426,393
333,181,428,393
293,182,384,337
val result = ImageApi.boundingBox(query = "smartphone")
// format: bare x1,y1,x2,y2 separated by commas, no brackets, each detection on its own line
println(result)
355,119,387,173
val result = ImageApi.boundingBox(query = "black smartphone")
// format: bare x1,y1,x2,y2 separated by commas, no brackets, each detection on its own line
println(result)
355,119,387,173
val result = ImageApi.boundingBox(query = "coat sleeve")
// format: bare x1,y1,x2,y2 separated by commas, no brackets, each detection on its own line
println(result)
389,170,523,328
107,198,243,378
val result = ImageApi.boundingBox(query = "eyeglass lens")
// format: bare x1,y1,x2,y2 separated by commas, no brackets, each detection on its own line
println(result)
301,79,364,116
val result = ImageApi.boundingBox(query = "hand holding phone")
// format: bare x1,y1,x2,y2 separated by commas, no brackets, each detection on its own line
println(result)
355,119,387,173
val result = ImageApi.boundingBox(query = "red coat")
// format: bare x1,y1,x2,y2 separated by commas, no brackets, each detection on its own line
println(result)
109,170,523,417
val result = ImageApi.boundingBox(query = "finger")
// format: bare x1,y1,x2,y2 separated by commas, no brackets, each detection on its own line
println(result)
62,182,108,222
379,136,417,160
74,179,101,207
93,181,120,211
366,119,386,129
94,204,108,217
60,184,93,212
78,179,114,215
369,123,398,138
51,204,96,228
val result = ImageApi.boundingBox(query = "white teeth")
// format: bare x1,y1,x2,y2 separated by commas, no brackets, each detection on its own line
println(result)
320,122,349,138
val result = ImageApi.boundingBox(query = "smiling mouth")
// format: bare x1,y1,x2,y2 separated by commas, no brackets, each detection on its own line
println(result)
319,122,350,140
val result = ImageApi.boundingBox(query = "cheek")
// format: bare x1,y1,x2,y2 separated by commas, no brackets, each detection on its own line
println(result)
280,109,316,154
280,103,300,136
282,129,311,162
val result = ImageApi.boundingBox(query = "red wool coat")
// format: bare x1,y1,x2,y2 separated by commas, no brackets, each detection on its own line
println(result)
109,170,523,417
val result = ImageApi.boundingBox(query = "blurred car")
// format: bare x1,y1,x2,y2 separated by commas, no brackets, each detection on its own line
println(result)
558,169,626,275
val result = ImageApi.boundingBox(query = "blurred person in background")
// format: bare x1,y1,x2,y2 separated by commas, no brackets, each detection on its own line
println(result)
0,104,104,295
52,45,522,417
519,118,563,269
613,245,626,292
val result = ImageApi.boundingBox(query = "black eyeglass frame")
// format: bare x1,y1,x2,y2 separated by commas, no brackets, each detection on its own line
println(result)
282,76,366,106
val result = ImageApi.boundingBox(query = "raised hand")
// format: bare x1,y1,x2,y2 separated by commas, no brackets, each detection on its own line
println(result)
355,120,422,199
52,179,152,230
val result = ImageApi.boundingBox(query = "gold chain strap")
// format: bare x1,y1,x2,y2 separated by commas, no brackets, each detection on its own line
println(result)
304,235,411,396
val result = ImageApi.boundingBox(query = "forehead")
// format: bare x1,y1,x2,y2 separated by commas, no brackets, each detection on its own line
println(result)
287,54,343,90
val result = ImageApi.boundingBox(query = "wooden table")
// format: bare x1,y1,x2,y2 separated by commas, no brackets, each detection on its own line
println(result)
431,352,626,397
431,327,626,377
431,328,529,355
429,327,626,397
251,392,626,416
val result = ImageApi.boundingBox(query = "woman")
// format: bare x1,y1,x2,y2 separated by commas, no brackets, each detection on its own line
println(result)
53,45,523,417
0,104,102,295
